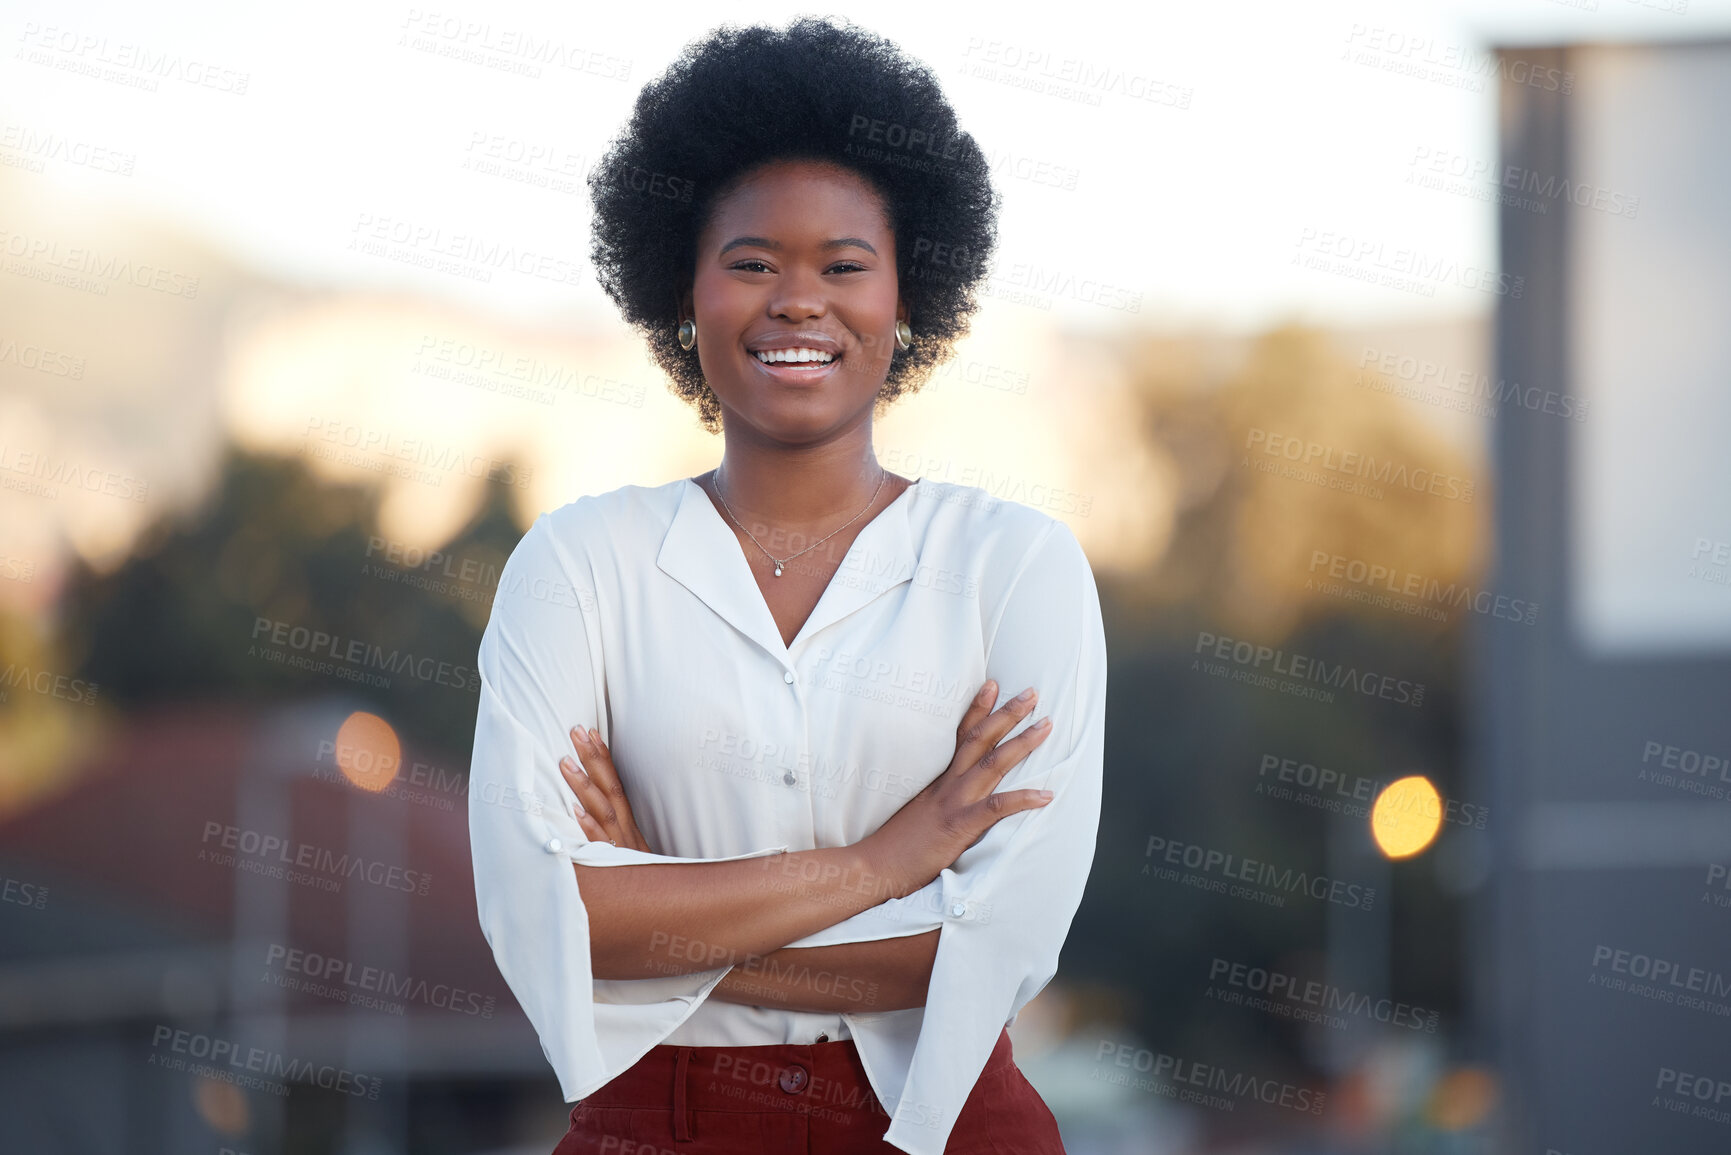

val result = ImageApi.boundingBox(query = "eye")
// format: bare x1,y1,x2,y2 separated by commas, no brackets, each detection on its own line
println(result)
828,262,868,274
730,259,773,273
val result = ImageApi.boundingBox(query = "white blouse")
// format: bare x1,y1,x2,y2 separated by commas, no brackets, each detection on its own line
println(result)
467,474,1106,1155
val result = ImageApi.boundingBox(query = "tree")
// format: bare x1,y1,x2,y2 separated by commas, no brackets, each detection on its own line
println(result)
57,446,531,757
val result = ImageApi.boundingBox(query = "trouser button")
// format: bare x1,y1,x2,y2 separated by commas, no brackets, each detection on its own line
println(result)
778,1063,809,1093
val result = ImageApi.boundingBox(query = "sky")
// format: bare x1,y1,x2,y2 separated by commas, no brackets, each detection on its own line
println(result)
5,0,1726,334
6,0,1731,641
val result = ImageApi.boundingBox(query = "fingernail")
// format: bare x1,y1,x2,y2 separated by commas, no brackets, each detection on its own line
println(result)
571,727,589,745
560,756,575,772
1037,790,1055,800
587,727,600,744
1033,716,1051,730
976,682,994,705
1015,687,1036,703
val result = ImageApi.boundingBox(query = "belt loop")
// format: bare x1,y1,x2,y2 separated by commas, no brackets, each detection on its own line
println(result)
672,1047,694,1141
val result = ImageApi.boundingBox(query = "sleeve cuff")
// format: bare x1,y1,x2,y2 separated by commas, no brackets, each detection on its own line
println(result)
780,877,949,949
562,840,791,867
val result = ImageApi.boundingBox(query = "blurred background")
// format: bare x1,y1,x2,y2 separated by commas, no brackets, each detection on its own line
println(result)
3,1,1730,1152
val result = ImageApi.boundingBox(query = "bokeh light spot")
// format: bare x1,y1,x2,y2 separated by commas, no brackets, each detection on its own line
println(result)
334,711,401,793
192,1075,250,1136
1425,1066,1498,1130
1371,774,1443,859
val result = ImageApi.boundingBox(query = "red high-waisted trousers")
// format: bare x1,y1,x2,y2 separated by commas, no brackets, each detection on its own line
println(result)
552,1026,1066,1154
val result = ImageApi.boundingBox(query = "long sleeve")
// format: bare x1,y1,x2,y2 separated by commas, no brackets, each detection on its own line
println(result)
877,518,1108,1154
778,879,946,949
467,513,788,1102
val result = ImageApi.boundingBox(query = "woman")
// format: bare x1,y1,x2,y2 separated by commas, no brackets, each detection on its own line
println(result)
467,17,1107,1155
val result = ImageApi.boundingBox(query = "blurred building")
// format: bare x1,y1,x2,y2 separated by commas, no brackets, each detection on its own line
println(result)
1479,38,1731,1155
0,696,568,1154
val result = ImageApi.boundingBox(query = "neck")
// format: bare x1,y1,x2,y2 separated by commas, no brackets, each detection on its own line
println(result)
712,428,891,526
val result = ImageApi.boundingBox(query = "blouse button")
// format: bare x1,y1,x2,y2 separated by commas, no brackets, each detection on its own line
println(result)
782,670,795,684
783,772,797,785
543,837,564,854
950,902,967,917
778,1063,809,1093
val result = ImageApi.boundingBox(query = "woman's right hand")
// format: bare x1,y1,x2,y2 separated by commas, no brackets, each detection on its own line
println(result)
856,679,1054,901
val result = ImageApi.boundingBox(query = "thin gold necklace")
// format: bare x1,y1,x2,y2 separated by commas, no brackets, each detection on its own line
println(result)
712,466,889,577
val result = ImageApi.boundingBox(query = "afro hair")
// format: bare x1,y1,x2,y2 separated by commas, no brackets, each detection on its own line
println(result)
587,16,1000,432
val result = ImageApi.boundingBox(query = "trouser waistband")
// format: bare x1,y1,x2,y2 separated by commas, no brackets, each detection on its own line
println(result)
578,1026,1015,1137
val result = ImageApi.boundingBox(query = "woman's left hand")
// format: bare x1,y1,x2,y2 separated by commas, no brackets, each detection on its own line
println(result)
559,726,654,852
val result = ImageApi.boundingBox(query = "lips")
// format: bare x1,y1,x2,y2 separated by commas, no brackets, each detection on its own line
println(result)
753,347,836,365
750,347,842,385
746,334,844,385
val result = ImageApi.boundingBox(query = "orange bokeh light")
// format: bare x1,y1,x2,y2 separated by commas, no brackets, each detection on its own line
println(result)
333,710,401,793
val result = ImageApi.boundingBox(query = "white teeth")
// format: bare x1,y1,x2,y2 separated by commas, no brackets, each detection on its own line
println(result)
754,348,835,364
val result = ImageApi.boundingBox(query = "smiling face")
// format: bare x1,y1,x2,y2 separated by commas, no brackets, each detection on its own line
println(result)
681,158,908,446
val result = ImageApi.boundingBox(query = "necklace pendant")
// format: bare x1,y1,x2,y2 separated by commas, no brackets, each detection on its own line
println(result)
773,564,784,577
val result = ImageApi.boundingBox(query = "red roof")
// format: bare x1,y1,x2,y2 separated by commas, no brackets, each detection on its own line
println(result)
0,696,510,1013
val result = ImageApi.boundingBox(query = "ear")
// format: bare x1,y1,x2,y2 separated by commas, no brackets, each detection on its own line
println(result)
678,287,694,325
896,296,909,327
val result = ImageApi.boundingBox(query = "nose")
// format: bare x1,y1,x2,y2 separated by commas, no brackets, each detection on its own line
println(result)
767,263,827,322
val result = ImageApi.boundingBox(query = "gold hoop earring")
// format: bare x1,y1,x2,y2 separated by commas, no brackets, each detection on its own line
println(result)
677,318,697,351
894,320,912,351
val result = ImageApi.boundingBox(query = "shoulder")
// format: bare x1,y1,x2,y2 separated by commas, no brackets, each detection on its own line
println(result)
542,477,685,537
515,477,688,569
914,483,1104,671
488,479,687,627
908,479,1093,602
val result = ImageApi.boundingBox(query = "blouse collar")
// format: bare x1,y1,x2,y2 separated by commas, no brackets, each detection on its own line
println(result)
657,478,922,662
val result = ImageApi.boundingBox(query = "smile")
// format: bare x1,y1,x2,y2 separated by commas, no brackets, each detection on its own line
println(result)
750,347,842,383
753,348,836,364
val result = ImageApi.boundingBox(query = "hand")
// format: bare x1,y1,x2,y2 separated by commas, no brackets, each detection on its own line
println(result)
856,679,1054,900
559,726,654,852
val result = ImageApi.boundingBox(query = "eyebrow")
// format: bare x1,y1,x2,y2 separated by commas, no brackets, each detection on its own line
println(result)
718,236,879,257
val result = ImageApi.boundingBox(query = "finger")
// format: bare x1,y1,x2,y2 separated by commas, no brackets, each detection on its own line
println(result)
965,715,1053,789
953,688,1040,775
953,679,999,744
560,754,621,834
566,728,646,849
557,754,587,816
573,807,607,843
574,808,623,847
570,726,630,808
976,786,1057,829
